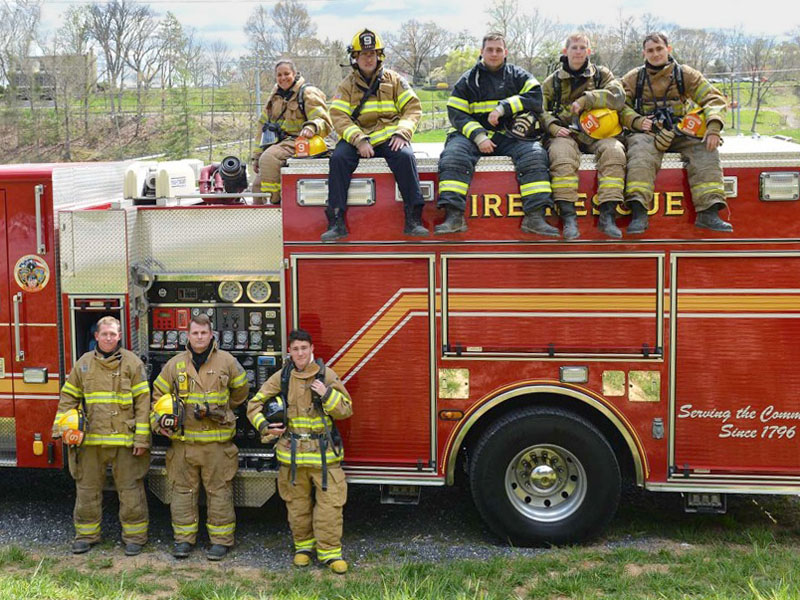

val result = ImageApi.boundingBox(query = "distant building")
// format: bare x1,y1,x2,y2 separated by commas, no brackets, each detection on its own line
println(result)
10,52,97,100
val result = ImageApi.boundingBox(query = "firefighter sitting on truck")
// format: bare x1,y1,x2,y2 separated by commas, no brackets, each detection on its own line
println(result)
251,58,332,205
51,315,151,556
620,31,732,234
247,328,353,574
540,32,627,240
323,28,428,241
435,31,556,236
151,313,249,561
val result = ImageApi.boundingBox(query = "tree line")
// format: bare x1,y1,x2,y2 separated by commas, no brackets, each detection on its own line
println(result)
1,0,798,162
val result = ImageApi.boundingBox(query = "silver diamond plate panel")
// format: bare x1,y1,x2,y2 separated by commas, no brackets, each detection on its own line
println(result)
0,418,17,466
148,466,277,507
51,162,130,209
137,208,283,273
59,209,130,294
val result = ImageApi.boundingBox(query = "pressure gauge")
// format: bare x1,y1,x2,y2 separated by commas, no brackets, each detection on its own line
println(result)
178,331,188,347
246,280,271,303
249,312,263,328
218,281,243,303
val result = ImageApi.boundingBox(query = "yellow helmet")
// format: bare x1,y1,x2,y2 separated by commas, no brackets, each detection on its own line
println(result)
153,393,183,432
677,107,707,138
579,108,622,139
58,409,87,446
307,135,329,157
349,28,384,53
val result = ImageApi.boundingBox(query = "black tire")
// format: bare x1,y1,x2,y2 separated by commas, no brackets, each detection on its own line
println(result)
469,406,621,546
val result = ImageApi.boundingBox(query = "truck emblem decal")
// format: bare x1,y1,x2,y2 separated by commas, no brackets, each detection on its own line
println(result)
14,254,50,293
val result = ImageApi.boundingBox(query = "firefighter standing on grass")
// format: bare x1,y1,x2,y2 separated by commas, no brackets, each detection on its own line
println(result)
151,313,249,561
435,32,555,236
247,328,353,574
52,316,151,556
620,32,732,234
250,58,332,204
540,32,627,239
323,28,428,241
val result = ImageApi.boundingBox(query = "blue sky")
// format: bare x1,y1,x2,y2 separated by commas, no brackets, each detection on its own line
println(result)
40,0,796,55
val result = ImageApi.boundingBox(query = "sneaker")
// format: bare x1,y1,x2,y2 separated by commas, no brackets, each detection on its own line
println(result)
206,544,228,561
124,543,143,556
172,542,193,559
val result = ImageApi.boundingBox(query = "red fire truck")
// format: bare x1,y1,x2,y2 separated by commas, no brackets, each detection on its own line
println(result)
1,136,799,546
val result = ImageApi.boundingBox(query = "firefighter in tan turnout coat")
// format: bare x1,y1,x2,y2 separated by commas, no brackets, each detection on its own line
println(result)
620,32,732,234
52,316,151,556
247,328,353,574
151,313,249,561
251,59,332,204
540,33,627,239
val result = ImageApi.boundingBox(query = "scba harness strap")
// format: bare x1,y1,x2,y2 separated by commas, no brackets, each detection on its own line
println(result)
280,358,342,491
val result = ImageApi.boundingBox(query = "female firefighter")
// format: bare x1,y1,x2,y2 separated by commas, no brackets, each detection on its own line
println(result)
251,59,332,204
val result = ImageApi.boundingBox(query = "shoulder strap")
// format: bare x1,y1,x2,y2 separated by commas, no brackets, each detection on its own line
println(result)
314,357,326,384
594,67,603,90
351,69,383,123
634,66,647,114
674,62,685,96
297,83,308,120
280,358,294,407
549,75,561,114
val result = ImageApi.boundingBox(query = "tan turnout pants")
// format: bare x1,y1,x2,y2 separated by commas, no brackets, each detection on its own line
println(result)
251,138,296,204
68,445,150,545
624,132,727,212
166,440,238,546
277,464,347,563
547,135,626,205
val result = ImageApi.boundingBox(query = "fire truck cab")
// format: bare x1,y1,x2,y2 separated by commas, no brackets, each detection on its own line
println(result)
1,135,799,546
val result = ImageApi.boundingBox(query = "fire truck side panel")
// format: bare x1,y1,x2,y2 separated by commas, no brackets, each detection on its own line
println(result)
1,178,62,468
292,254,435,470
671,253,800,477
0,189,17,466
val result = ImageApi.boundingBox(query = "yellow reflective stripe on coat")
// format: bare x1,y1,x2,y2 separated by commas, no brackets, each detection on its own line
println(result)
173,522,199,535
75,522,101,535
289,415,333,430
469,100,498,114
153,376,170,395
359,100,399,114
598,176,624,189
251,412,267,430
330,99,352,115
396,88,416,110
552,176,579,189
519,181,552,196
84,392,133,405
62,382,83,398
506,95,524,114
447,95,470,112
625,180,654,194
131,381,149,396
323,389,346,413
369,125,399,145
295,538,316,552
520,77,538,94
397,118,416,133
276,447,344,466
439,180,469,194
691,181,725,197
121,521,148,535
135,423,150,436
183,391,230,405
343,125,362,144
207,522,235,536
230,371,248,389
462,121,481,138
175,428,236,443
83,433,134,446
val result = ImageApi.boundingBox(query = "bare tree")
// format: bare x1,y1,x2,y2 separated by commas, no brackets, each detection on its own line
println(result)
272,0,316,56
244,5,279,66
671,28,719,73
508,9,563,76
486,0,519,40
741,36,784,132
0,0,43,96
125,6,161,135
386,20,453,84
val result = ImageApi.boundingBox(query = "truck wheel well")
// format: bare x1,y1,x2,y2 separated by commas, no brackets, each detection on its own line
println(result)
456,392,637,488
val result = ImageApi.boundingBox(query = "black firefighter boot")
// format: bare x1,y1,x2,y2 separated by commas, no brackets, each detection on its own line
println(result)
695,203,733,232
320,208,348,242
404,203,429,236
434,206,467,234
598,202,622,238
521,206,559,237
557,201,580,240
626,202,648,235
